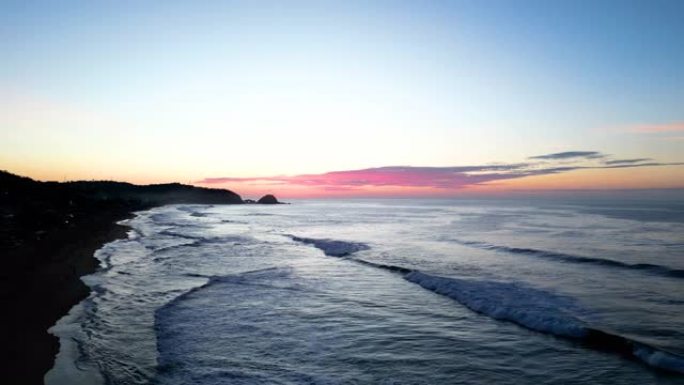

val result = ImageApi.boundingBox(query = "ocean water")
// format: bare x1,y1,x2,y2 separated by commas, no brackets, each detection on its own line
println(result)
45,198,684,384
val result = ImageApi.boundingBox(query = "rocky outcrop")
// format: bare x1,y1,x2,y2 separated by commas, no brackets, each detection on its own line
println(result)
257,194,280,204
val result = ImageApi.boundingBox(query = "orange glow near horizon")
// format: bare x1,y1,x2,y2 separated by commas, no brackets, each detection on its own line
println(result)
4,154,683,199
494,166,684,191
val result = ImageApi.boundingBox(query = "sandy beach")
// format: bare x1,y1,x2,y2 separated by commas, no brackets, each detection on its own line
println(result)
1,208,133,384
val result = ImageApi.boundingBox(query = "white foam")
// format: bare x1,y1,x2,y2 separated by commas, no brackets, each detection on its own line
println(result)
44,302,105,385
633,344,684,374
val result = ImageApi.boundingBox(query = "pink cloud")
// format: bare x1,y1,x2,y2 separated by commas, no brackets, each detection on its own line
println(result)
196,155,684,197
629,122,684,133
198,166,538,191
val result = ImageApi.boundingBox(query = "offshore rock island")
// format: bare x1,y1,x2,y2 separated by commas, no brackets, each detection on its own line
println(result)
257,194,282,204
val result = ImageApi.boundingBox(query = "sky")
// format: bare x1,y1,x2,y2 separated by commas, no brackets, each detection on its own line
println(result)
1,0,683,198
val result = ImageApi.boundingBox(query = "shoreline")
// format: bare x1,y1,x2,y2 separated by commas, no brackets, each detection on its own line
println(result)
1,170,246,385
1,208,138,385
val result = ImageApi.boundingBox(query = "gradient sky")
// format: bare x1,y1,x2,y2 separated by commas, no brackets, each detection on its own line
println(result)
1,1,683,197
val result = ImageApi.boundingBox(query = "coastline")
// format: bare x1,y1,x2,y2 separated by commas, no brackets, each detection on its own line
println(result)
0,170,246,385
1,207,138,385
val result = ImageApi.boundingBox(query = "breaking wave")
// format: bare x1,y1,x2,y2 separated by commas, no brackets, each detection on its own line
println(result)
291,235,684,374
288,236,370,257
406,271,684,374
454,240,684,279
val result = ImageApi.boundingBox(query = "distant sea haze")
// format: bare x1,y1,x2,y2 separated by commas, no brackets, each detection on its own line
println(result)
48,198,684,384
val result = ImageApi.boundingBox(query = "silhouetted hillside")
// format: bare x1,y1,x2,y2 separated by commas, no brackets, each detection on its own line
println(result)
1,171,242,249
65,180,243,205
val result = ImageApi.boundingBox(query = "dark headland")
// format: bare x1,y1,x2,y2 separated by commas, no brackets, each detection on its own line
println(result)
0,170,279,384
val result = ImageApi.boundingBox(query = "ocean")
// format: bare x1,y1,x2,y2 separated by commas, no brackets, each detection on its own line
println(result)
45,198,684,384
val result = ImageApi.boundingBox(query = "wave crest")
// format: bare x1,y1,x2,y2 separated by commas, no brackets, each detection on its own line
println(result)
289,236,370,257
455,240,684,279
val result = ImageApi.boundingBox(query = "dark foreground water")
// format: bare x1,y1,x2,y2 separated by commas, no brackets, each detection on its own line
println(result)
46,198,684,384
